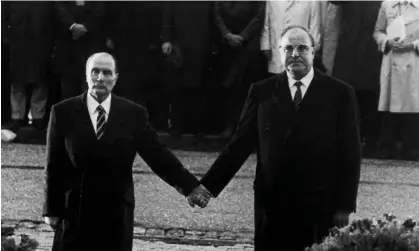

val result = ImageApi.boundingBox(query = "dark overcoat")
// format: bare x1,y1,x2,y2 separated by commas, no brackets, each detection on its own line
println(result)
106,1,162,98
43,93,200,251
212,1,266,89
332,1,383,91
161,1,213,88
201,70,362,250
3,1,54,84
52,1,108,79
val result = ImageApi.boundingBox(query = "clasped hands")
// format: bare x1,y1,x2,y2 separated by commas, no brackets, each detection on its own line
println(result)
387,37,417,54
186,185,213,208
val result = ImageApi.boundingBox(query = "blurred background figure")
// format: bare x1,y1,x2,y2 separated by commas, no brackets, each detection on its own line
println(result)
106,1,164,130
373,0,419,161
212,1,266,138
1,1,54,137
261,0,322,75
53,1,108,100
332,1,383,156
161,1,214,140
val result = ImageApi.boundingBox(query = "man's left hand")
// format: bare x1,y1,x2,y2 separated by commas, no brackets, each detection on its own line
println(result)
334,211,350,228
393,42,415,52
187,185,213,208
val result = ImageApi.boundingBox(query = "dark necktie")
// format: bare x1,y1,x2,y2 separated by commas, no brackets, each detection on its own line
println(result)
293,81,303,110
96,105,106,140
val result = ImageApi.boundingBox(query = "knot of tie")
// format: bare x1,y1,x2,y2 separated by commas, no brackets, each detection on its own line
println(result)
294,81,303,88
96,105,105,114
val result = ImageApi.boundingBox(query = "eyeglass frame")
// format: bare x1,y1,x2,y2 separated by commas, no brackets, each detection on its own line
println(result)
278,44,314,55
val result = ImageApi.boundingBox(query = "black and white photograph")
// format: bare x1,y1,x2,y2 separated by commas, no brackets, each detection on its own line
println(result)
1,1,419,251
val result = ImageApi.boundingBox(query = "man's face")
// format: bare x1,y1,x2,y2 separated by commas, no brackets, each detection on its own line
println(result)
279,28,314,79
86,54,118,98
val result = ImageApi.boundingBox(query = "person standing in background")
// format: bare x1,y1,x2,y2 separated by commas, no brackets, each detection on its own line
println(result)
333,1,383,157
261,0,322,75
373,0,419,160
106,1,165,130
161,1,213,140
53,1,108,100
2,2,54,135
213,1,266,138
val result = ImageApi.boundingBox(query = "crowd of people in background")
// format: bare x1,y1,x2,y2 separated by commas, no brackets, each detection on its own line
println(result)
1,1,418,160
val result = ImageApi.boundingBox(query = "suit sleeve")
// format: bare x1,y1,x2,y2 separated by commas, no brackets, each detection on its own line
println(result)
54,2,75,30
42,105,69,218
214,2,231,38
239,1,266,43
200,85,258,197
335,86,362,213
83,2,107,37
135,107,200,197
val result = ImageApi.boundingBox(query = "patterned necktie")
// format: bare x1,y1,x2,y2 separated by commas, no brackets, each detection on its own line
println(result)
96,105,106,140
293,81,303,110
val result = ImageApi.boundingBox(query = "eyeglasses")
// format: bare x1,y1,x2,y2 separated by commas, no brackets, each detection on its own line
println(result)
280,44,312,54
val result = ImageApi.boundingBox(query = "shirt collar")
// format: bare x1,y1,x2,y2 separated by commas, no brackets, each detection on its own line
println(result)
287,67,314,89
87,93,112,116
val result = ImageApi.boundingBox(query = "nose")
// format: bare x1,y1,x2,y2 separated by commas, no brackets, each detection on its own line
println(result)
96,72,105,81
291,49,300,57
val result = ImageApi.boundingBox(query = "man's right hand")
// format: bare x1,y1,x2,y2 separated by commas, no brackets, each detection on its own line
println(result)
162,42,172,55
44,216,60,229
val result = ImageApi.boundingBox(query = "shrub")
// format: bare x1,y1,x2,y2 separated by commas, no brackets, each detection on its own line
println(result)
306,214,419,251
1,234,38,251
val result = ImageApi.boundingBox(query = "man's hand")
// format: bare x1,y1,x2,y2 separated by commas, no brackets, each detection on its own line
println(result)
333,211,350,228
386,37,403,51
187,185,212,208
162,42,172,55
225,33,243,49
71,23,87,40
106,37,114,50
262,50,272,61
44,216,60,230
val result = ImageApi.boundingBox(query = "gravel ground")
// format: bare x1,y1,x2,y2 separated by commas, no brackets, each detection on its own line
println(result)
2,143,419,233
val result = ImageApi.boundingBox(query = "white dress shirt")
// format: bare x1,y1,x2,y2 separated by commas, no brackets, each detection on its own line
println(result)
87,93,111,132
286,67,314,100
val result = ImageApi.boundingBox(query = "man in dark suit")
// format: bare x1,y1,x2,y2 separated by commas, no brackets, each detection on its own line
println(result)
191,25,362,251
53,1,108,100
42,52,211,251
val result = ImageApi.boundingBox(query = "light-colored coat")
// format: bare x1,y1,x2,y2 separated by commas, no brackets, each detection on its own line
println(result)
320,2,342,75
373,1,419,113
261,0,322,74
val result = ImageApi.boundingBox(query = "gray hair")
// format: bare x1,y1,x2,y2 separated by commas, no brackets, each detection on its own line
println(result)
280,25,316,48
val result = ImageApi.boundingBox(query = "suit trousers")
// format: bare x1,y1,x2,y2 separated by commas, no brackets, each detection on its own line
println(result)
380,112,419,154
254,204,334,251
10,81,48,120
356,90,381,145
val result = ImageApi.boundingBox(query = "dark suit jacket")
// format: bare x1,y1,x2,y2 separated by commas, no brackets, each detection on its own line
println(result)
52,1,108,79
201,70,361,213
43,93,199,251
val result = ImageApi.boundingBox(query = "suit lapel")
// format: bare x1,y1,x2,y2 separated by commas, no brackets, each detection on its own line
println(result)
76,92,97,141
272,72,295,117
101,94,125,142
297,71,328,113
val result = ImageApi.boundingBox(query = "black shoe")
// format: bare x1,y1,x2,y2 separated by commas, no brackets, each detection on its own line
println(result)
169,129,182,140
401,150,419,161
2,119,26,133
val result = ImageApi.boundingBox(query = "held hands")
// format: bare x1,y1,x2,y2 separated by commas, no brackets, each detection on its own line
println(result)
225,33,243,49
44,216,60,230
387,37,415,53
187,185,213,208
